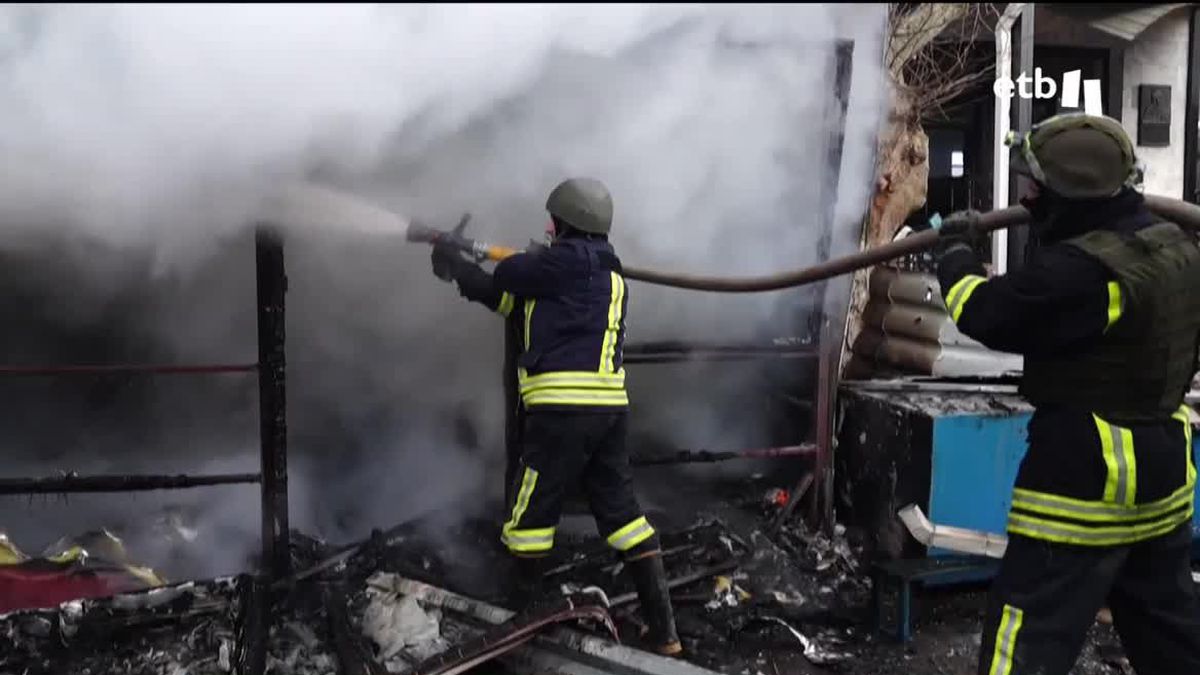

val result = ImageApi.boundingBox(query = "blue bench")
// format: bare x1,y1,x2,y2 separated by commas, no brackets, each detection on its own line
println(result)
870,554,1000,643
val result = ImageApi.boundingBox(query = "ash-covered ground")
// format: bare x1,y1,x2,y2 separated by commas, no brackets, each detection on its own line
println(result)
0,471,1148,675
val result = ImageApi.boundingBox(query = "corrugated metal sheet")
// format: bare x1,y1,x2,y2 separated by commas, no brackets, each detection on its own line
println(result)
849,267,1022,378
1045,3,1188,42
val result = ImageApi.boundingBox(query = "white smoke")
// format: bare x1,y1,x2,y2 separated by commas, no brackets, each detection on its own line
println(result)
0,3,886,577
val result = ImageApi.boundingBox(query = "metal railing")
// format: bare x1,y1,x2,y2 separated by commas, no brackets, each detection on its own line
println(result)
0,226,291,579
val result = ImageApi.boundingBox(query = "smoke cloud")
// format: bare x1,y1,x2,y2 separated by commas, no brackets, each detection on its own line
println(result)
0,4,886,578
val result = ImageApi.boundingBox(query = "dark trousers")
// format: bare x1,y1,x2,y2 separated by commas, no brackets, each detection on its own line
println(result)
979,524,1200,675
500,411,658,557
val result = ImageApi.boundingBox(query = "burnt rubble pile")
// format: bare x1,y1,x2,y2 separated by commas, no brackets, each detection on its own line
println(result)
1,577,245,675
0,511,880,675
323,513,876,674
1,496,1158,675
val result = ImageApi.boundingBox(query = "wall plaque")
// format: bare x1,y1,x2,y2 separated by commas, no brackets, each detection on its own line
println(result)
1138,84,1171,147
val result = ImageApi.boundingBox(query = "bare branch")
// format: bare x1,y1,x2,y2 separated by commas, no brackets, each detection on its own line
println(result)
886,3,998,122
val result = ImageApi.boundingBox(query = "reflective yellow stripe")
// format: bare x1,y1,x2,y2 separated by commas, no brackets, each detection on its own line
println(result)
1007,508,1193,546
502,467,539,536
987,605,1023,675
1103,281,1122,332
519,370,626,395
502,527,556,553
501,467,555,552
1174,406,1197,486
1012,483,1193,523
1123,425,1137,505
497,292,515,318
523,389,630,407
607,516,655,551
523,299,536,350
600,272,626,373
1094,415,1134,505
944,274,987,323
515,272,629,409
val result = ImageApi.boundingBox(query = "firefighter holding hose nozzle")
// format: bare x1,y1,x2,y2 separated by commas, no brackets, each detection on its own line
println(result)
427,177,681,656
934,112,1200,674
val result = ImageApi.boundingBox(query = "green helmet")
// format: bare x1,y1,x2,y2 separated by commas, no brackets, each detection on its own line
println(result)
1006,112,1140,199
545,178,613,235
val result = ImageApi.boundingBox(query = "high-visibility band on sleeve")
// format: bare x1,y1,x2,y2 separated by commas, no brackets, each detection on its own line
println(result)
606,516,655,552
497,292,515,318
1103,281,1122,332
944,274,987,323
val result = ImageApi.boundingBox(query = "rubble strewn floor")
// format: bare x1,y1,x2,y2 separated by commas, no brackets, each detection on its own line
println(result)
0,485,1153,675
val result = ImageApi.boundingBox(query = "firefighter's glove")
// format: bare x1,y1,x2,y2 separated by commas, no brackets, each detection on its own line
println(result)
934,210,986,260
431,240,468,283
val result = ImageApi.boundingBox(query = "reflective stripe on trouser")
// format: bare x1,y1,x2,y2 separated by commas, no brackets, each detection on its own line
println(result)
986,604,1024,675
504,413,644,557
978,523,1200,674
1007,407,1196,546
606,515,656,552
501,466,556,554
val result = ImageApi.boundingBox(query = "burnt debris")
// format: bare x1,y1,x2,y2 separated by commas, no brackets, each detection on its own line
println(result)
0,497,1152,675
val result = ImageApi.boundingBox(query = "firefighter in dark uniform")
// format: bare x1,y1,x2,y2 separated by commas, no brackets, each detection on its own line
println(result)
429,177,681,656
933,112,1200,674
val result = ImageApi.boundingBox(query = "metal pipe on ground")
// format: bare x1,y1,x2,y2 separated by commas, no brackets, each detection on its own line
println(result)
606,560,739,609
0,473,261,495
383,576,724,675
0,363,257,376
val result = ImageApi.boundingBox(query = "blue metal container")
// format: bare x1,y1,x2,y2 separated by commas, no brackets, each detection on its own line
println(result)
839,383,1200,559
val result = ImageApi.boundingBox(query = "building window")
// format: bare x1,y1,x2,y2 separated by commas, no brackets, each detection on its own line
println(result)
950,151,964,178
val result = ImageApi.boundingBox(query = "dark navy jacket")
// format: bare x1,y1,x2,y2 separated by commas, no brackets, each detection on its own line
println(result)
452,236,629,411
935,189,1198,547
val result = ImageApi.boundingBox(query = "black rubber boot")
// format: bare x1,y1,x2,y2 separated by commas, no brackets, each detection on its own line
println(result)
505,555,549,612
626,551,682,656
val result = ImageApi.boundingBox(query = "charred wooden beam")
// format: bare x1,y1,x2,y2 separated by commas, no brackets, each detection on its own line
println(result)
0,472,260,495
0,363,257,376
256,226,290,579
631,444,816,467
543,543,697,578
234,576,269,675
607,561,739,609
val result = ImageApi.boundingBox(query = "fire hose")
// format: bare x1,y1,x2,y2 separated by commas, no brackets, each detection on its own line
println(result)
407,194,1200,291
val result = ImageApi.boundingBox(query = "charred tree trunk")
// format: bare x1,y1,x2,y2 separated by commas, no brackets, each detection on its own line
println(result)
842,3,991,376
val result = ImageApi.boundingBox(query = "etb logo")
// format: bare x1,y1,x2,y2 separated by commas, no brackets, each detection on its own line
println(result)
993,68,1103,116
